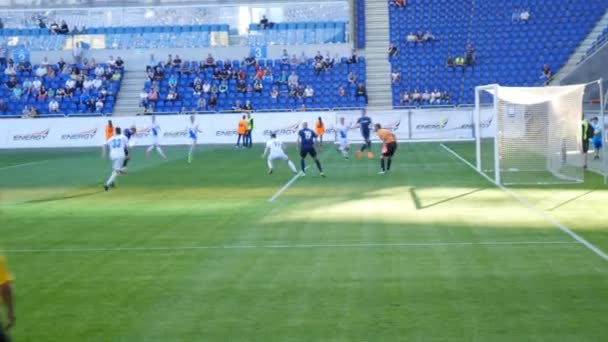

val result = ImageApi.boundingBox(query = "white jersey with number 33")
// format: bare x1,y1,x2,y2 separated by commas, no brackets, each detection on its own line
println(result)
107,134,128,159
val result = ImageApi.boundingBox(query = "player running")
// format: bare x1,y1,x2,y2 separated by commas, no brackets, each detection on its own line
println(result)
590,116,602,160
374,123,397,174
582,117,595,168
297,122,325,177
315,117,325,146
262,132,298,175
336,117,350,159
122,125,136,167
103,127,129,191
188,115,199,163
356,110,374,159
145,115,167,159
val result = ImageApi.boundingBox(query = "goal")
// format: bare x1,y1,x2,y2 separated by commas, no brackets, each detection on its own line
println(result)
474,82,601,185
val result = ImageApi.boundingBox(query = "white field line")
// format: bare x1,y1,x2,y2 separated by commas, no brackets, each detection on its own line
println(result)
268,167,307,202
440,143,608,262
0,240,578,254
0,160,48,171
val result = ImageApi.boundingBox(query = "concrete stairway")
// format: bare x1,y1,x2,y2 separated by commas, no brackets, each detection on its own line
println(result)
113,70,147,116
364,0,393,109
552,9,608,84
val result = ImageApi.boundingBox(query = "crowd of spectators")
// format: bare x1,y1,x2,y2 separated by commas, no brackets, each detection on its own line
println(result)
512,8,531,22
406,30,435,43
0,55,123,116
400,89,451,106
445,43,476,70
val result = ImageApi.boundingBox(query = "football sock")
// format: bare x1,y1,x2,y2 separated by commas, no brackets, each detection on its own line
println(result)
315,159,323,172
288,160,297,173
301,159,306,172
146,145,154,153
156,146,166,158
380,159,385,171
267,158,273,170
387,158,392,171
188,145,194,159
106,171,118,186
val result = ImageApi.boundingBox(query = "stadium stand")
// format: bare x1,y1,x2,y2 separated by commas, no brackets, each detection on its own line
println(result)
579,26,608,64
389,0,608,107
355,0,365,48
248,22,347,45
143,54,366,113
0,59,123,116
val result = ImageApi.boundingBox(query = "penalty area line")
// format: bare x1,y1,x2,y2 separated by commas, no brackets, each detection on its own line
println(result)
268,166,308,202
440,143,608,262
0,240,579,254
0,160,48,171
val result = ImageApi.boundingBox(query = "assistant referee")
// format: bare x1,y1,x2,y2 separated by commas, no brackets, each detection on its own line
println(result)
374,123,398,174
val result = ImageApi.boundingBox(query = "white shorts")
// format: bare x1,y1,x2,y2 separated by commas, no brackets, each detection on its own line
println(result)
151,135,159,146
338,138,348,150
269,151,289,161
190,137,197,145
111,157,125,171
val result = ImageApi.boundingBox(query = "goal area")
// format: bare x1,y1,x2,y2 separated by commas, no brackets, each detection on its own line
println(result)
474,82,604,185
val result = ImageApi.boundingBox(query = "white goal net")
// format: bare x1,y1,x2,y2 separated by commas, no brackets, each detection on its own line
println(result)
475,83,591,185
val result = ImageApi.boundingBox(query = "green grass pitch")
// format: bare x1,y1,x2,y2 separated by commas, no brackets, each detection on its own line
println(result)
1,142,608,341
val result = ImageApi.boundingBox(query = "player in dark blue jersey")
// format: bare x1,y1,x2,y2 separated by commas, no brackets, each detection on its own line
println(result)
355,110,374,159
122,126,136,167
297,122,325,176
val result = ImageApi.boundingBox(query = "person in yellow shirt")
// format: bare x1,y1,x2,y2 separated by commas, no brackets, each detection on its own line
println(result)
374,123,397,174
236,115,248,148
315,117,325,146
0,256,15,342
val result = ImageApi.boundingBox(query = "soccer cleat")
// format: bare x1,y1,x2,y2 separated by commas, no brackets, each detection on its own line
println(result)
594,155,600,160
320,172,326,177
188,155,193,164
356,151,362,160
378,170,386,175
367,151,374,159
268,168,273,175
103,184,109,191
300,171,306,177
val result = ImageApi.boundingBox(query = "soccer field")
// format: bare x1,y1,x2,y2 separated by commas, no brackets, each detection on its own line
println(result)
1,142,608,341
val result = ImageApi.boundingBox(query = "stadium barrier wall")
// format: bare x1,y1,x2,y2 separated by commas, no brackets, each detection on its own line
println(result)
0,108,496,149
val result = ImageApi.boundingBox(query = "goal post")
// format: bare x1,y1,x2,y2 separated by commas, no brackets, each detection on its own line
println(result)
474,82,595,185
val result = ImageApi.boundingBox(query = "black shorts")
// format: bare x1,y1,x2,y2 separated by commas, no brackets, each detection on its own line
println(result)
362,131,370,141
582,139,590,153
382,142,397,157
300,147,317,158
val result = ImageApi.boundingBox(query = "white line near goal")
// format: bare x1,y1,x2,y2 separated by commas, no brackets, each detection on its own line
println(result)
440,143,608,262
0,160,48,171
0,240,578,254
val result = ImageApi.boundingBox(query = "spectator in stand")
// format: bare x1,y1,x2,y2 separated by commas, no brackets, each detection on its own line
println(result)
446,55,455,70
115,56,124,69
244,53,256,67
95,98,104,113
0,99,7,114
254,67,264,80
82,75,93,90
295,85,305,99
314,51,323,64
263,67,273,82
288,71,299,87
106,55,116,67
233,100,243,111
431,89,442,104
281,49,289,64
173,55,182,67
304,85,314,98
58,20,69,34
243,100,253,111
299,51,308,65
11,85,22,100
254,79,263,93
388,44,398,57
49,97,60,113
348,71,357,83
277,70,288,85
168,74,178,88
94,64,105,77
48,87,56,98
22,77,32,95
92,76,103,89
521,8,530,21
32,76,42,91
139,88,148,107
454,56,465,67
20,59,32,73
22,105,32,117
465,43,476,65
65,77,77,91
197,97,207,110
338,85,346,97
416,30,424,42
4,62,15,76
270,86,279,99
260,15,270,29
541,64,552,83
412,89,421,104
164,54,173,68
391,70,401,83
356,84,368,104
166,89,178,101
111,69,121,81
202,80,211,94
148,88,159,102
218,80,228,94
290,54,299,67
35,63,47,77
323,52,334,70
237,69,246,81
406,31,417,42
236,79,246,93
423,30,435,42
512,8,520,21
154,66,164,81
49,21,59,34
205,54,215,68
72,42,83,64
146,54,156,72
393,0,406,7
422,89,431,104
5,76,16,89
244,83,253,94
314,59,324,75
208,95,217,109
401,91,410,105
441,91,451,103
144,104,154,114
0,43,6,67
347,49,358,64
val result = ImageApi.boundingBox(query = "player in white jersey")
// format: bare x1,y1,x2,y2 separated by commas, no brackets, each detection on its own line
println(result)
145,115,167,159
262,132,298,174
336,117,350,159
103,127,129,191
188,115,199,164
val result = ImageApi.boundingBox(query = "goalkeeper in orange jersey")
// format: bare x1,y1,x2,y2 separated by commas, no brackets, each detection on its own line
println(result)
374,123,397,174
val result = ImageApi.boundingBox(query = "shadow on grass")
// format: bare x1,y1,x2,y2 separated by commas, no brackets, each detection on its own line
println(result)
22,190,104,204
409,187,485,210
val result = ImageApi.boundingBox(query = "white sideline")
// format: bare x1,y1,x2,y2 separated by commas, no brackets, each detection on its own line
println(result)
0,160,48,171
0,240,578,254
268,167,306,202
440,143,608,262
